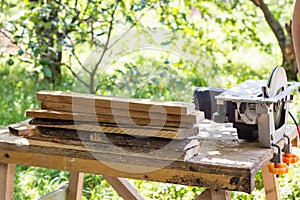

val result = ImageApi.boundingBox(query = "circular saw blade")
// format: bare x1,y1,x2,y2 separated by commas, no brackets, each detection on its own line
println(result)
267,66,288,97
266,66,288,129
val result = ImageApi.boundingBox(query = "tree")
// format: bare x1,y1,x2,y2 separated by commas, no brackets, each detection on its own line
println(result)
1,0,295,92
1,0,156,91
250,0,297,80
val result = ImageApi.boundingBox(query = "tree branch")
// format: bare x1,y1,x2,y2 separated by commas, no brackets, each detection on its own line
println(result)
250,0,286,53
108,4,155,50
92,1,120,75
65,34,92,76
63,61,90,88
0,28,22,52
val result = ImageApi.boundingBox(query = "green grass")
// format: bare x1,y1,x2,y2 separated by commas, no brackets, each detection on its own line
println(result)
1,61,300,199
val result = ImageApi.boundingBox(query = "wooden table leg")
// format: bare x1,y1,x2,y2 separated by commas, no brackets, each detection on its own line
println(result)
0,163,16,200
194,189,231,200
103,175,144,200
67,171,84,200
262,163,280,200
291,134,299,147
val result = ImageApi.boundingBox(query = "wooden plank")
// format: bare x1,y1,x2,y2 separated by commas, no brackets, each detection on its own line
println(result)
34,126,196,151
41,101,203,123
33,123,199,139
103,176,144,200
8,120,35,136
9,120,199,142
30,127,199,162
0,134,188,169
25,109,194,128
68,171,84,200
29,118,191,131
9,123,36,137
8,122,197,157
22,132,190,161
262,162,280,200
0,162,16,200
36,90,195,115
0,149,252,192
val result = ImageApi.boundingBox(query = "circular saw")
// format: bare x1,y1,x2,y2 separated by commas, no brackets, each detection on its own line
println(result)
207,66,300,147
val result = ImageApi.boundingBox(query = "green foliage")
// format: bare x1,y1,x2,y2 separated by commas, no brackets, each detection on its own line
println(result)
132,180,204,200
1,0,159,89
0,0,299,199
95,52,206,102
14,166,69,199
0,61,38,126
1,0,284,91
0,56,75,126
82,174,121,199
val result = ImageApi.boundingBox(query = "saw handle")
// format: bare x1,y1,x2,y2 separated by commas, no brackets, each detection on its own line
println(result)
268,143,289,175
268,162,289,175
282,153,299,164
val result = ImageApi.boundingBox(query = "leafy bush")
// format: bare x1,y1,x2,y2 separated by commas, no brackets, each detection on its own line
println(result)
1,61,299,199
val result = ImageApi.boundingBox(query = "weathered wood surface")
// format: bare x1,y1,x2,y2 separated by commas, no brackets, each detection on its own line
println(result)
26,109,195,128
8,119,35,136
0,123,298,193
8,124,198,158
36,90,195,115
35,126,198,150
29,118,191,131
0,148,248,192
8,124,199,163
32,122,199,139
41,101,203,123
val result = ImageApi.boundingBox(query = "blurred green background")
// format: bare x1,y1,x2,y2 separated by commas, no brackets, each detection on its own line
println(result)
0,0,299,199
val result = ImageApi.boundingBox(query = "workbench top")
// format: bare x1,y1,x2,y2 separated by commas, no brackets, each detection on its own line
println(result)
0,121,298,193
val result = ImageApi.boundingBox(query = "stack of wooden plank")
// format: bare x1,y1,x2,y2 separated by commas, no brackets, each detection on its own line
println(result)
7,91,205,161
23,91,203,140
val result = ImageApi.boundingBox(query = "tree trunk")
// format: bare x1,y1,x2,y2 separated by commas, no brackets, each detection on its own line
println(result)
251,0,297,80
282,21,297,80
34,0,62,86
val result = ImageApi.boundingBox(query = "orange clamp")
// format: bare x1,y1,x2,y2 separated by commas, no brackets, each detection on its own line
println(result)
268,162,289,175
282,153,299,164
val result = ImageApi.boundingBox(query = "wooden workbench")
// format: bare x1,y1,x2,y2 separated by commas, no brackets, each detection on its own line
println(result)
0,121,298,200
